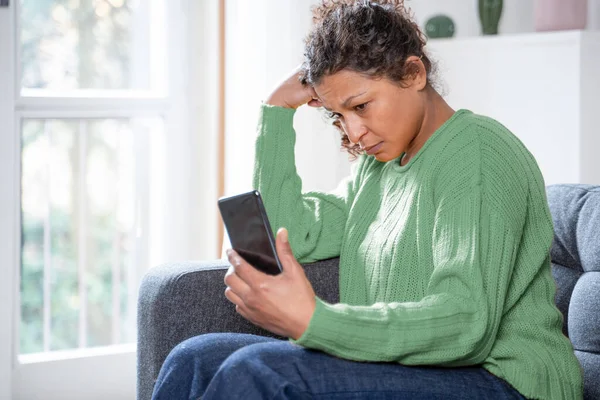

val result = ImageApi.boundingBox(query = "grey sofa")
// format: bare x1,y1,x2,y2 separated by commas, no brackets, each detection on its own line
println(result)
137,184,600,400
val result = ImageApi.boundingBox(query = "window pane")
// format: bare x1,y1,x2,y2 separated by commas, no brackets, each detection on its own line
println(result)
20,0,159,90
20,117,163,354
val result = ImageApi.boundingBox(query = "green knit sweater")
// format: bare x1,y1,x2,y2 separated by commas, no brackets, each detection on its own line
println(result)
252,104,583,400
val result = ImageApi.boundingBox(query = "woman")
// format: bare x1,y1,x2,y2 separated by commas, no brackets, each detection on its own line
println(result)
152,1,583,399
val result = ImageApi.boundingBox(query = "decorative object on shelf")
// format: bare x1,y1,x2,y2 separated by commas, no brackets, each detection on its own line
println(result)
425,15,456,39
534,0,588,32
478,0,503,35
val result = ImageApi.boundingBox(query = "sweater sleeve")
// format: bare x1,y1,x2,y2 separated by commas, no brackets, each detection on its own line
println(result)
253,104,367,263
290,181,528,366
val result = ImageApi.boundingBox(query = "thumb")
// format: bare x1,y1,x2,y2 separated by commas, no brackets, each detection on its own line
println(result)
276,228,297,270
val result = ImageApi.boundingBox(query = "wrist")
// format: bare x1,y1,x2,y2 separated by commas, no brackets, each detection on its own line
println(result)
291,297,316,340
264,95,296,109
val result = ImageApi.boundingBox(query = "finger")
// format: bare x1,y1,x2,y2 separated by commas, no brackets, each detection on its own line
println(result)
224,286,244,306
226,248,265,286
275,228,299,273
307,99,322,108
224,286,254,322
223,265,234,285
224,266,252,299
309,89,321,102
305,86,321,107
276,227,292,255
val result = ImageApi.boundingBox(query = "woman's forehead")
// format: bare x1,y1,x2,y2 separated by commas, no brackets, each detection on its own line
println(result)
315,71,385,103
316,71,366,93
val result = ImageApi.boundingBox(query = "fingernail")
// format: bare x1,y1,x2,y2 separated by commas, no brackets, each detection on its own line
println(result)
280,228,288,243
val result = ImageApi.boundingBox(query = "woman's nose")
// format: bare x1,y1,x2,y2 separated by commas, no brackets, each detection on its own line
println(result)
344,118,366,145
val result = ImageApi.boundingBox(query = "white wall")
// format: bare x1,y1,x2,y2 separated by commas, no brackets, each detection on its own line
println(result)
224,0,600,199
427,31,600,186
225,0,350,196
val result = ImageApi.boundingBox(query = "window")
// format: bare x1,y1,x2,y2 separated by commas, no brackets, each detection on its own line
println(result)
19,0,160,92
1,0,224,396
20,117,163,354
0,0,208,397
18,0,166,356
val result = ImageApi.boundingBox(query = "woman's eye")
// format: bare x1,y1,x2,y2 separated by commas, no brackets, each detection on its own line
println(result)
355,102,368,112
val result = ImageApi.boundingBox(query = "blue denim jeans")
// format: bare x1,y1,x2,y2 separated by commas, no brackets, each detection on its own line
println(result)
151,332,526,400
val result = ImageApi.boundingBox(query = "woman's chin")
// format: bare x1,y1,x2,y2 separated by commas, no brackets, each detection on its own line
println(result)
372,152,398,163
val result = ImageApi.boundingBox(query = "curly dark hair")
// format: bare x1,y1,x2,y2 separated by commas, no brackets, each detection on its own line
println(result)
299,0,435,157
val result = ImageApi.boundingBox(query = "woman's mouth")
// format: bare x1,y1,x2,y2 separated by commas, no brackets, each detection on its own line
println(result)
364,142,383,155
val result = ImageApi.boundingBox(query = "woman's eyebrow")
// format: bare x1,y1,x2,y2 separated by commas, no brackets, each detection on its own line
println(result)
341,91,367,108
322,91,367,111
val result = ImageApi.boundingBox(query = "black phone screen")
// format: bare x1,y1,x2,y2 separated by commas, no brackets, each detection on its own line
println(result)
218,191,282,275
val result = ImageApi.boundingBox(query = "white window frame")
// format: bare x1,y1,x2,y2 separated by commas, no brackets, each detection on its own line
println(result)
0,3,18,398
1,0,222,398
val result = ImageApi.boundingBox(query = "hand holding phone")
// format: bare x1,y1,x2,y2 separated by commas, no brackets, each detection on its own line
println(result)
222,222,318,340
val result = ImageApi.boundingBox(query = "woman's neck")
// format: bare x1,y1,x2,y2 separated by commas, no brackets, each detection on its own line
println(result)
400,88,455,166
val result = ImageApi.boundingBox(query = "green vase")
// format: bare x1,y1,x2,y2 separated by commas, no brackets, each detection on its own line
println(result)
425,15,456,39
479,0,503,35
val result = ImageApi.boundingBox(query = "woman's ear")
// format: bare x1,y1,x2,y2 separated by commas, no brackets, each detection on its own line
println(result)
405,55,427,91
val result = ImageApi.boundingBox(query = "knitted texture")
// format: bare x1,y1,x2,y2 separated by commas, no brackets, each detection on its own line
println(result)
253,104,583,400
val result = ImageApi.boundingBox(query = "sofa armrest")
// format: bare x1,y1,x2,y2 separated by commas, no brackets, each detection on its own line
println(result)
136,257,340,400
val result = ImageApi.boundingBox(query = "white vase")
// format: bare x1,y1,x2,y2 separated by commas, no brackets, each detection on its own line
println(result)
535,0,588,31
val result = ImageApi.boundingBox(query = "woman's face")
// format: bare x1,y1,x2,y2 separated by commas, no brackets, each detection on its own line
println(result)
313,64,426,162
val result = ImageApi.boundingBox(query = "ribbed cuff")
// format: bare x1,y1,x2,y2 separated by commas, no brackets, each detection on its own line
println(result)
258,103,296,132
289,296,339,348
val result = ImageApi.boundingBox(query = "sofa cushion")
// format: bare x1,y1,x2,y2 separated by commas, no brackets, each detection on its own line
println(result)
551,263,581,337
547,184,600,400
548,184,600,273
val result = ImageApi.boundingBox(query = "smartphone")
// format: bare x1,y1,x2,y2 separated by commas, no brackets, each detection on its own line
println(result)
218,190,283,275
